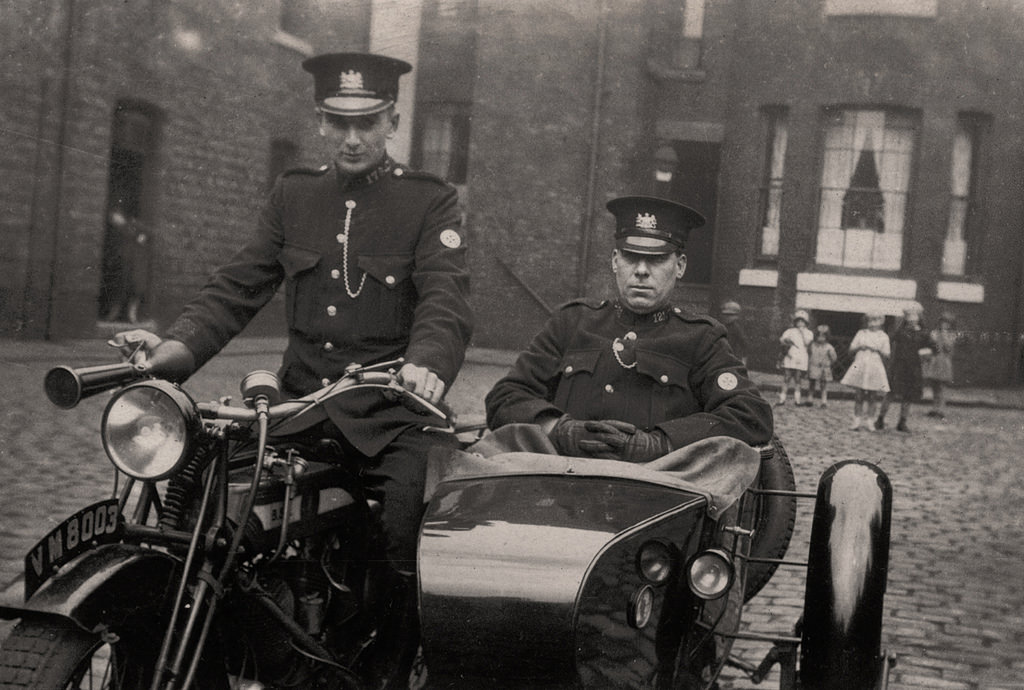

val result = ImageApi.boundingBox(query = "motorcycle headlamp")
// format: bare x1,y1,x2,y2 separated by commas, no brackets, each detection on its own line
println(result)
686,548,734,600
101,381,200,480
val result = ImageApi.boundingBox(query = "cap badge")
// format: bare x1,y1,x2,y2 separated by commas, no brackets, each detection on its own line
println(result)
635,213,657,231
339,69,364,90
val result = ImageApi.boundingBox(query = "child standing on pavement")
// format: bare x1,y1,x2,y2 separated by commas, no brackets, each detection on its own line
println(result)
808,324,838,407
876,303,932,432
778,309,813,406
841,312,890,430
923,312,957,419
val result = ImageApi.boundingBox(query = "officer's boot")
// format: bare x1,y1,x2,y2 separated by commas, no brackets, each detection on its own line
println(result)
366,568,420,688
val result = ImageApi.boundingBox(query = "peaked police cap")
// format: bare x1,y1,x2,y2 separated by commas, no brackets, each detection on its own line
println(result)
606,195,705,255
302,52,412,116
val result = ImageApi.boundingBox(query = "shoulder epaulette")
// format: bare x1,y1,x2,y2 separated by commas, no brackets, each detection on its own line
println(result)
282,165,330,178
391,165,450,186
670,306,719,327
558,298,608,311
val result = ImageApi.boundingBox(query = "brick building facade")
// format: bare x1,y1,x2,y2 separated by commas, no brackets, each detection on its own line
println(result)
3,1,1023,385
456,0,1024,385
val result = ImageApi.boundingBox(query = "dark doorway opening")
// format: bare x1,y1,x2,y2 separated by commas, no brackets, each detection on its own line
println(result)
99,104,155,324
665,140,719,285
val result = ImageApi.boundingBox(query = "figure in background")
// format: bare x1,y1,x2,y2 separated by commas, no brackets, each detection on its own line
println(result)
778,309,813,406
102,208,150,323
923,312,957,419
841,312,890,431
876,303,932,432
807,324,838,407
719,300,748,367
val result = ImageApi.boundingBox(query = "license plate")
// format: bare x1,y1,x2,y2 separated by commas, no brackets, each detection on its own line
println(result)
24,499,123,599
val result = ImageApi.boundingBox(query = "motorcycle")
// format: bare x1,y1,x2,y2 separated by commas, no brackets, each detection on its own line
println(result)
0,355,894,689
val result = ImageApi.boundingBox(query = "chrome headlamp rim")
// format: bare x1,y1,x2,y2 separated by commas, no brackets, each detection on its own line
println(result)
686,548,735,600
101,381,200,480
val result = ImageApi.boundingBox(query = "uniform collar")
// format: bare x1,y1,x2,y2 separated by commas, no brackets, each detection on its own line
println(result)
334,155,394,191
612,300,673,327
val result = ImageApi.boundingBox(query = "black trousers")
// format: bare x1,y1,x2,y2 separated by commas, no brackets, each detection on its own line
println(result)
355,426,460,573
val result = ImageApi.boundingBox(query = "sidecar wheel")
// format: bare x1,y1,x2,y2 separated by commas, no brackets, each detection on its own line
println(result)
0,617,159,689
743,434,797,602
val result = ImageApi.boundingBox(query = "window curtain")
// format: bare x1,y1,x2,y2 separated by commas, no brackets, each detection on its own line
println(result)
817,110,911,270
761,117,788,256
942,129,972,275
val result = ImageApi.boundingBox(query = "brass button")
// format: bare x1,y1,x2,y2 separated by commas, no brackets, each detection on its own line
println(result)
604,384,614,393
565,365,573,374
385,275,396,285
321,378,331,387
394,167,404,176
345,199,356,209
336,233,346,244
323,342,335,352
660,374,669,383
331,269,340,279
327,306,337,316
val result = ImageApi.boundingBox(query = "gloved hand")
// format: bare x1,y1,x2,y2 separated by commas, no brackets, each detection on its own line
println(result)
620,428,673,463
549,415,616,457
582,419,637,453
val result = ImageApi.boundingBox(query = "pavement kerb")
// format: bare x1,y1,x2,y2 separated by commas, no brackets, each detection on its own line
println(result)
4,338,1022,410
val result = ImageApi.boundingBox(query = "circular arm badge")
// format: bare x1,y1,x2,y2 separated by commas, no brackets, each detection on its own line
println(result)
717,372,738,391
439,229,462,248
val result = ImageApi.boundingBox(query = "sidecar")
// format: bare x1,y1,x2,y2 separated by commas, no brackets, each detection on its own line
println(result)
417,448,893,689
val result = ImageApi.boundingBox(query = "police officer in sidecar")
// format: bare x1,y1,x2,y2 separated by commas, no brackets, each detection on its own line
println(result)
482,195,773,473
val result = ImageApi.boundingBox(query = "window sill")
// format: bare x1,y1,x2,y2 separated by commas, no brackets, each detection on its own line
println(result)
271,30,314,57
936,281,984,304
738,268,778,288
645,58,706,83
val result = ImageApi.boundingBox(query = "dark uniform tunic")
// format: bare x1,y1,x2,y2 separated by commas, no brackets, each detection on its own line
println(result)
165,158,472,565
485,300,772,448
166,157,472,455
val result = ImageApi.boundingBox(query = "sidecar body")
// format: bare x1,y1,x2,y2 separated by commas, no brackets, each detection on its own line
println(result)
418,453,893,689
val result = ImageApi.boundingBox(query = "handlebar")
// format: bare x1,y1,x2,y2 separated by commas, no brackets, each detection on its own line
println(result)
46,362,451,425
196,371,450,424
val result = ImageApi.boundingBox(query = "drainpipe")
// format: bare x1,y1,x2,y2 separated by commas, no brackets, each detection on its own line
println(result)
575,0,608,297
44,0,78,339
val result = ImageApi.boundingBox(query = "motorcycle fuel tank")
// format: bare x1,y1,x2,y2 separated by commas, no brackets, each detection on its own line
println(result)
419,472,707,686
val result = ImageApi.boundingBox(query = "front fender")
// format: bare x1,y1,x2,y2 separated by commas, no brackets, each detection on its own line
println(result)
0,543,180,633
800,460,892,689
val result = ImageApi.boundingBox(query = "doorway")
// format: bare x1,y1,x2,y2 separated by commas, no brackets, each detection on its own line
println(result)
665,139,719,285
98,103,156,324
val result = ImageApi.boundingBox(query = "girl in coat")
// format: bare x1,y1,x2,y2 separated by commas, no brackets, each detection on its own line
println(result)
808,324,838,407
841,312,890,430
877,303,933,432
923,312,957,419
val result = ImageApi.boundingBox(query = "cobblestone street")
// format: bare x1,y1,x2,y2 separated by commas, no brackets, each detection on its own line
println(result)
1,340,1022,688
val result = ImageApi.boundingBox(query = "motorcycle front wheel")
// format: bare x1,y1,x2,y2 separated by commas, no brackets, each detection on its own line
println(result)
0,617,162,689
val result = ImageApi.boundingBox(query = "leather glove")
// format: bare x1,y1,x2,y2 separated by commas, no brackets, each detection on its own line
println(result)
549,415,616,457
620,428,673,464
582,419,637,453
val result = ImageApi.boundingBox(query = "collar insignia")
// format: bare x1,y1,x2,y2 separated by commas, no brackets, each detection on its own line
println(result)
339,70,364,91
635,213,657,230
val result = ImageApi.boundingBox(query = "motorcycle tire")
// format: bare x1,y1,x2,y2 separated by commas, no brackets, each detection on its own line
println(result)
743,434,797,602
0,616,179,690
